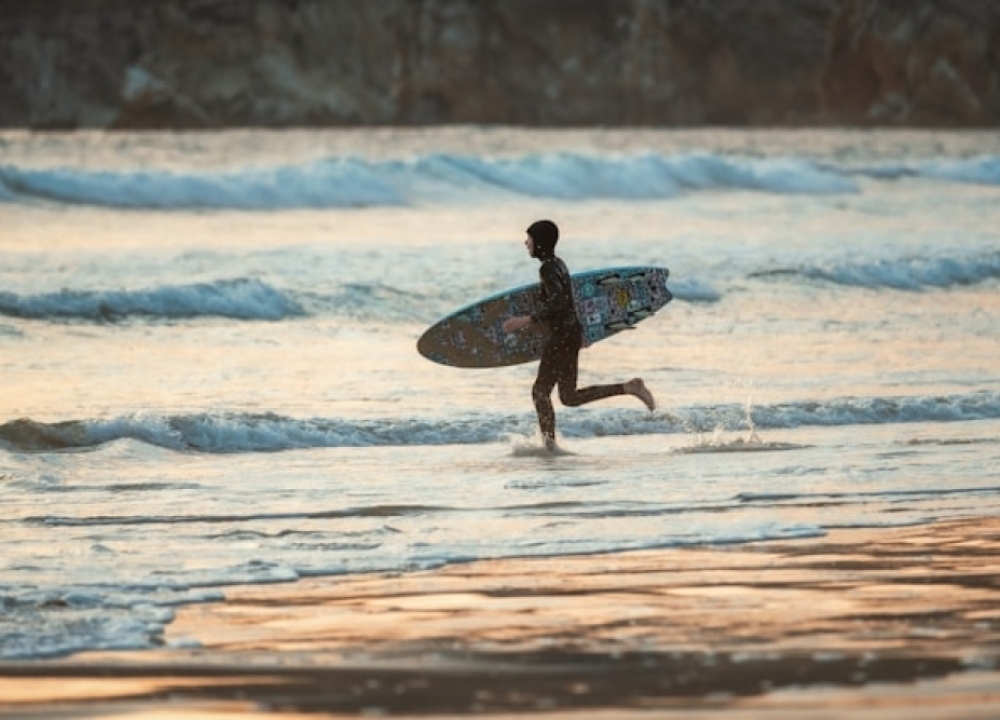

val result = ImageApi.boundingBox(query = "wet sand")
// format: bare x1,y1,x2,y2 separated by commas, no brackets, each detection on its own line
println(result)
2,516,999,718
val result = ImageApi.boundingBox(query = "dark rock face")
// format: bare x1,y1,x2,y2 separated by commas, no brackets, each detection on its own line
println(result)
1,0,997,129
820,0,1000,125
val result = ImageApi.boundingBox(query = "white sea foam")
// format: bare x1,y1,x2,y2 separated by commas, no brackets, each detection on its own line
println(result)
0,586,219,660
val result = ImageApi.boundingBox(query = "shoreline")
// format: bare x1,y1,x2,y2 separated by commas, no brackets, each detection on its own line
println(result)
3,516,999,717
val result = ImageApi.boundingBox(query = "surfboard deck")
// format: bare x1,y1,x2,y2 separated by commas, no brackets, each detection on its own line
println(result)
417,266,672,368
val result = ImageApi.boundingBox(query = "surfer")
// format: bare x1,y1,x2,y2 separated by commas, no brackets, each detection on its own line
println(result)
503,220,656,450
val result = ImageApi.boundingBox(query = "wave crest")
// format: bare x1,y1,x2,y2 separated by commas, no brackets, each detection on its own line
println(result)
0,158,404,209
750,252,1000,291
0,151,857,209
860,156,1000,185
0,278,303,321
3,392,997,454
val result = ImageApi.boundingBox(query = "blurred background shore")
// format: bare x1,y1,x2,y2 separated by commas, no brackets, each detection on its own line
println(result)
1,0,998,130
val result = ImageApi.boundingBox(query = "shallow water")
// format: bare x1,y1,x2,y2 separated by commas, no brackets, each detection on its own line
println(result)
1,127,999,659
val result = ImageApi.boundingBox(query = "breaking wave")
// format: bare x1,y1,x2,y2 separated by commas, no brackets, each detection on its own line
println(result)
3,392,997,453
667,278,722,303
750,251,1000,291
1,274,713,325
0,151,857,209
859,155,1000,185
0,278,304,321
0,157,404,209
2,249,992,328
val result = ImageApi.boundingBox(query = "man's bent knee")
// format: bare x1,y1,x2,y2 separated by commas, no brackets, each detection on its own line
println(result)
558,388,582,407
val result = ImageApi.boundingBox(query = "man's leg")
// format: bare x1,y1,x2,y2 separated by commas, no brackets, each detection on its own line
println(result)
554,331,656,411
555,332,626,407
532,348,559,447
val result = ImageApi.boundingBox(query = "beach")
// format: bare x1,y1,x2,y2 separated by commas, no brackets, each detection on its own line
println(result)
3,515,999,717
2,127,999,716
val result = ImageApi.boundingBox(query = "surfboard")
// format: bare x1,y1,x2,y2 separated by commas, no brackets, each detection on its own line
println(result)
417,266,672,368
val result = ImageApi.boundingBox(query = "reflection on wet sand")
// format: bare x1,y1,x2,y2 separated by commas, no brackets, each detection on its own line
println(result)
2,516,998,718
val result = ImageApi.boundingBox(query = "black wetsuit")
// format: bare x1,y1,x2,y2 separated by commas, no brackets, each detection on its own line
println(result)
530,256,625,442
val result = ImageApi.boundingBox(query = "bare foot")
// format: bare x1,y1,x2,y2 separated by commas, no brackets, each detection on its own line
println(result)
625,378,656,411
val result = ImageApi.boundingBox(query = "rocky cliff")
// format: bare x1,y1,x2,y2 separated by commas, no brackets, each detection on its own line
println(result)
1,0,997,128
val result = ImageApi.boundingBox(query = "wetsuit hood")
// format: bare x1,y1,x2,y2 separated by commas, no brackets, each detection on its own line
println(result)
527,219,559,261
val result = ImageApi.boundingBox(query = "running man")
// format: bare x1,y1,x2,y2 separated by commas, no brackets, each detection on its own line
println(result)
502,220,655,449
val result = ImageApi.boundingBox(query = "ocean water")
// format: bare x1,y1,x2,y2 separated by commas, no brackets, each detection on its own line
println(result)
1,127,999,660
